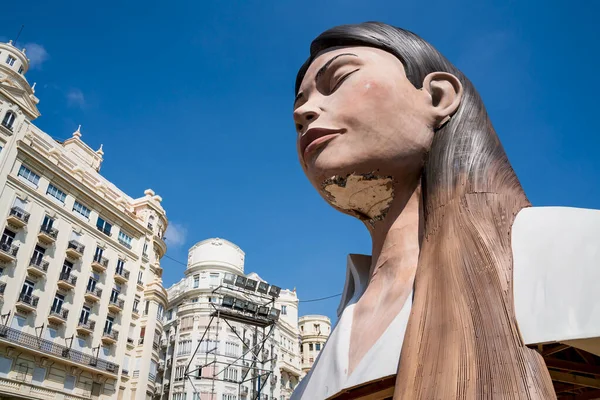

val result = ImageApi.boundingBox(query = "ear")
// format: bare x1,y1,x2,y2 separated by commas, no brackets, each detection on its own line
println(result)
422,72,463,129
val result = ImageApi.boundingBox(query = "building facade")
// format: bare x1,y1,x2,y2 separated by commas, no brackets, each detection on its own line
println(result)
158,238,302,400
0,40,168,399
298,315,331,377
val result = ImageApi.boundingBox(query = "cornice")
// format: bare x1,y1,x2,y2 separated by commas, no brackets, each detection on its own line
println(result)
16,140,147,237
7,175,140,260
0,84,40,119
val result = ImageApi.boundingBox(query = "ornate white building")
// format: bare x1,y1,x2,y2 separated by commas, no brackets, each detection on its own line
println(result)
298,315,331,377
158,238,302,400
0,39,169,399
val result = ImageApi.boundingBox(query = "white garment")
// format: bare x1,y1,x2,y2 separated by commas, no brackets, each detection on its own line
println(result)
292,206,600,400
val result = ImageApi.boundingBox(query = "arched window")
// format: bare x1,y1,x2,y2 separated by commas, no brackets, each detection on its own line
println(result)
1,111,15,131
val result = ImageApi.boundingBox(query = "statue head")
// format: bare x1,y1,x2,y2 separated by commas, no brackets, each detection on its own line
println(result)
294,22,524,224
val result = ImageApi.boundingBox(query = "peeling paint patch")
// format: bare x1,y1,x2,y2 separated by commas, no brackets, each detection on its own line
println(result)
321,172,394,225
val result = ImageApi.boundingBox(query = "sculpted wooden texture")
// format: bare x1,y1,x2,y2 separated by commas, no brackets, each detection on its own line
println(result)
395,193,556,399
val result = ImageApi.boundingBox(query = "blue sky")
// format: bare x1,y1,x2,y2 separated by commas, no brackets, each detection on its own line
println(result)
2,1,599,322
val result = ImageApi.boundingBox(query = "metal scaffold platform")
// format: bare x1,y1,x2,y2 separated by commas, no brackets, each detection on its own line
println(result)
184,273,282,400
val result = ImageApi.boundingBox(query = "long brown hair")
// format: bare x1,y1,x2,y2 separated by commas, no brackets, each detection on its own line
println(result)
296,22,555,399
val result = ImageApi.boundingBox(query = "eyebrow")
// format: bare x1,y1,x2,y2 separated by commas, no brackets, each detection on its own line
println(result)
294,53,359,107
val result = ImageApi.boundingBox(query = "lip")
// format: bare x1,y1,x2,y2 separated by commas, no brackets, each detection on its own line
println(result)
300,127,344,162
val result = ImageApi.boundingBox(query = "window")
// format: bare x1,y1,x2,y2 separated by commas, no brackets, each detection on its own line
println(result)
72,201,91,219
157,304,164,320
142,241,149,257
46,183,66,203
118,231,132,248
1,111,16,130
96,217,112,236
18,66,23,74
31,245,45,266
80,306,91,324
209,272,220,287
17,164,40,186
5,55,16,66
308,343,313,351
191,298,198,303
281,305,287,315
309,357,314,363
167,309,173,320
180,316,193,331
51,293,65,314
144,300,150,315
133,297,140,313
175,366,185,381
116,259,125,275
177,339,192,356
104,316,114,334
110,285,120,303
1,229,15,246
316,343,321,351
86,276,96,292
137,270,143,285
193,274,199,288
20,279,34,301
41,215,54,231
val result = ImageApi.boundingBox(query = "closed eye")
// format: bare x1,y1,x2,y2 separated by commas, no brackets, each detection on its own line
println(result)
330,68,360,93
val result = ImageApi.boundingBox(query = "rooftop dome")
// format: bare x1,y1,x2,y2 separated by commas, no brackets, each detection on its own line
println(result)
187,237,245,274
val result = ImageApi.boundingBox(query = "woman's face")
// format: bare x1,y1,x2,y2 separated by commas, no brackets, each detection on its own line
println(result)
294,46,437,193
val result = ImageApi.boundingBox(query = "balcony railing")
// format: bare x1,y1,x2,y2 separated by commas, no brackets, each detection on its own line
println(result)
77,319,95,331
93,255,109,268
18,293,39,307
0,283,5,295
39,225,59,239
67,240,85,255
0,324,118,373
115,269,130,281
8,207,30,223
102,329,119,341
0,242,18,257
49,308,69,320
85,287,102,298
58,272,77,287
108,298,124,309
29,258,49,273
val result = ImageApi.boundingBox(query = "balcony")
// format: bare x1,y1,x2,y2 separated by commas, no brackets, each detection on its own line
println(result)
48,308,69,324
27,258,49,277
153,234,167,258
127,337,135,349
0,283,5,296
37,225,58,245
114,269,129,284
84,288,102,303
108,298,124,313
91,255,108,273
0,324,118,374
101,329,119,345
0,242,18,263
76,319,95,335
158,360,165,371
131,307,140,319
16,293,39,313
65,240,85,259
57,272,77,290
7,207,30,228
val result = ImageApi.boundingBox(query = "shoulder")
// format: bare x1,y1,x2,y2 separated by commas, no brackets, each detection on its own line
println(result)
512,206,600,350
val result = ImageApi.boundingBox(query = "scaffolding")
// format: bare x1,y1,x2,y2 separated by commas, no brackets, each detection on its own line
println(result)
184,277,281,400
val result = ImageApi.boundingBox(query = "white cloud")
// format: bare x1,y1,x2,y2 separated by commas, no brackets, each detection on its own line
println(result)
165,223,187,248
23,43,49,70
66,88,86,108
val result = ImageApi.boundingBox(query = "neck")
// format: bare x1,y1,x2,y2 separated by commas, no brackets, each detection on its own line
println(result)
367,179,422,282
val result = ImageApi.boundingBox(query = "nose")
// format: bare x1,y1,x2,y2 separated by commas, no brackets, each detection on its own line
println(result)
293,104,320,133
